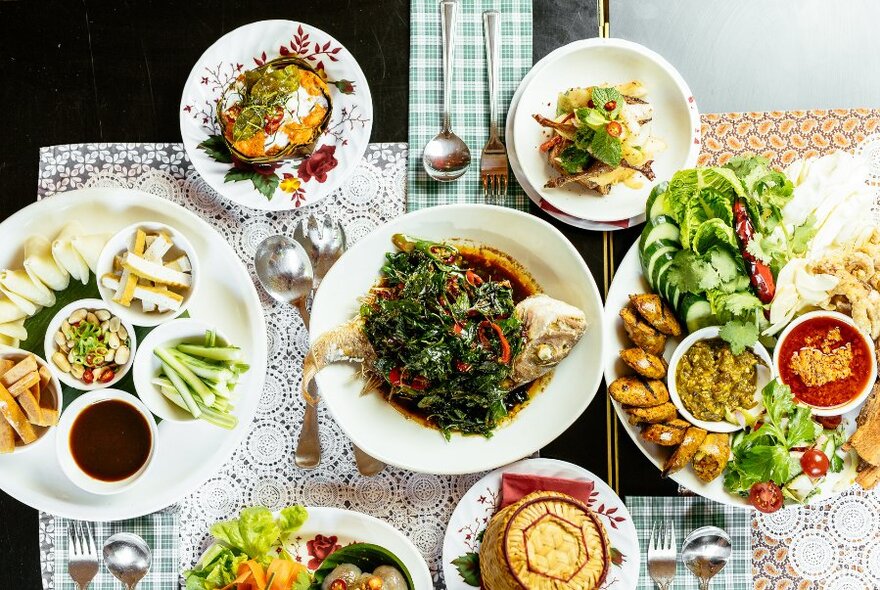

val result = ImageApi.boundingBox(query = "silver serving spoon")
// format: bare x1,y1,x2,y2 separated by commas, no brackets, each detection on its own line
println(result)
254,235,320,469
422,0,471,182
681,526,732,590
292,216,386,477
103,533,152,590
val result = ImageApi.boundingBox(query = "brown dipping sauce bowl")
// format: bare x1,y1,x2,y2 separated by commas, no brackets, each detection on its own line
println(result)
56,389,158,495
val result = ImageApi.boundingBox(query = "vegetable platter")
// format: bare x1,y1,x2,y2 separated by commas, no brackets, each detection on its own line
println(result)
604,152,880,510
0,187,266,520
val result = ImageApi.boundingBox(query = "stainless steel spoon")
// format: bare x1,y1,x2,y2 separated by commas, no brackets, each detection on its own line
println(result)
292,216,386,477
422,0,471,182
681,526,732,590
103,533,151,590
254,235,320,469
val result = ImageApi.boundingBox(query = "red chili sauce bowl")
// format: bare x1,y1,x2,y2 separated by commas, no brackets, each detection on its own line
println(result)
773,311,877,416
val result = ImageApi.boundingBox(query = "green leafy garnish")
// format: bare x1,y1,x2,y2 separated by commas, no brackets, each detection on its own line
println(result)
225,167,281,199
589,126,622,167
718,320,759,355
558,145,591,173
198,135,233,164
590,86,623,118
452,552,481,586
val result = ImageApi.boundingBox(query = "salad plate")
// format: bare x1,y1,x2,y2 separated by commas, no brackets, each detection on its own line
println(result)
309,204,605,474
508,38,699,227
180,20,373,211
0,187,267,520
442,458,639,590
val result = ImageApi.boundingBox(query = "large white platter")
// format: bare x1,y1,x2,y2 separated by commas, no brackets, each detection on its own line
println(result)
310,205,605,475
0,188,267,520
511,38,700,225
602,242,858,508
442,458,639,590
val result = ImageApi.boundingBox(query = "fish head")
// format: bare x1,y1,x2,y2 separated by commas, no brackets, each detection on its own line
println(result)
509,294,588,386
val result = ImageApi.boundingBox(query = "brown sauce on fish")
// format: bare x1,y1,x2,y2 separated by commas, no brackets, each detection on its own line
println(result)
384,240,549,433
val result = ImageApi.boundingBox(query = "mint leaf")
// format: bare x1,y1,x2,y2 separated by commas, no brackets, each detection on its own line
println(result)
590,86,623,118
452,553,481,587
574,126,596,151
576,107,609,130
198,135,233,164
225,168,280,199
589,126,622,167
718,319,758,355
559,146,591,174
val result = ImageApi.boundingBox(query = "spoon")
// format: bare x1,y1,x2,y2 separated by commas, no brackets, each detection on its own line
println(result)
254,235,320,469
422,0,471,182
681,526,732,590
103,533,152,590
293,217,386,477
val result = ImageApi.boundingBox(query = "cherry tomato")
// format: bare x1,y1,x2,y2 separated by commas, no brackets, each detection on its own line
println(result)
606,121,623,138
604,99,617,112
99,369,115,384
329,580,347,590
749,482,783,513
388,367,402,386
814,415,842,430
410,375,429,391
801,448,830,478
82,369,94,384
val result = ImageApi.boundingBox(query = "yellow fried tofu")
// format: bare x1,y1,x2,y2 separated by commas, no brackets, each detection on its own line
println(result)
629,293,682,336
692,433,731,483
662,427,708,477
619,347,667,379
624,402,678,425
641,419,691,446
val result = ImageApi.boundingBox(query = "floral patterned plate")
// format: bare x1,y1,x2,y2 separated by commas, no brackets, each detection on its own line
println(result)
180,20,373,211
197,507,433,587
441,458,639,589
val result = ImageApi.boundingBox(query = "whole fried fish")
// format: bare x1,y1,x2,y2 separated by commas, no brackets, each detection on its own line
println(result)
302,293,588,403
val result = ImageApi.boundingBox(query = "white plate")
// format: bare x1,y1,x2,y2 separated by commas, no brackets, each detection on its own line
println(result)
197,506,432,588
180,20,373,211
0,188,267,520
310,205,605,475
441,458,639,590
511,38,700,224
602,242,858,508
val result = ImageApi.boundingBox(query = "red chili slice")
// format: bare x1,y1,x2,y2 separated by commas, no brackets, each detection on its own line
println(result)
409,375,429,391
479,321,512,364
465,270,484,287
455,360,472,372
606,121,623,138
388,367,402,386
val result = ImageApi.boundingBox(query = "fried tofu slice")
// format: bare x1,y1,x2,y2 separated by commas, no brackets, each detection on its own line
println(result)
641,418,691,446
629,293,682,336
0,355,38,388
0,359,14,377
31,407,58,427
8,371,39,398
0,415,14,453
620,304,667,355
609,377,669,407
662,426,708,477
624,402,678,425
619,347,667,379
15,390,42,425
691,433,731,483
0,382,36,444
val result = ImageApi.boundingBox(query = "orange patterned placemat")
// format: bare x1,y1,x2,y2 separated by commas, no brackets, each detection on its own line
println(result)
699,108,880,590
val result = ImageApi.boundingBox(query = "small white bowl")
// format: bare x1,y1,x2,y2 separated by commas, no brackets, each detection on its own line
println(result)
667,326,773,433
132,318,227,422
0,347,62,454
55,389,158,495
43,298,137,391
96,221,200,327
773,310,877,417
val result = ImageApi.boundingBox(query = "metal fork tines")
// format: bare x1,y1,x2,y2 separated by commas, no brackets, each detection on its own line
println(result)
480,10,508,203
68,521,99,590
648,520,677,590
292,214,346,289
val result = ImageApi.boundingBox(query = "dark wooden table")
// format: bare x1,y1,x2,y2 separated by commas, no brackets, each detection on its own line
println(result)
0,1,674,586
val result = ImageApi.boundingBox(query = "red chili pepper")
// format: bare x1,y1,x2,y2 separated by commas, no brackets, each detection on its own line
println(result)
410,375,429,391
389,367,402,386
465,270,484,287
479,321,512,364
605,121,623,138
99,369,115,383
455,360,472,372
587,99,595,108
82,369,94,384
264,106,284,134
733,199,776,304
604,100,617,112
539,135,563,152
453,323,463,335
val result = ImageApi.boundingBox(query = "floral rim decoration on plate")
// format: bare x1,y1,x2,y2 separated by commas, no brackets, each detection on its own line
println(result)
181,20,373,210
441,458,639,590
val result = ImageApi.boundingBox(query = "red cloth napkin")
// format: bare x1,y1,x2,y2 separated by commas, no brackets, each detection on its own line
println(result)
499,472,595,509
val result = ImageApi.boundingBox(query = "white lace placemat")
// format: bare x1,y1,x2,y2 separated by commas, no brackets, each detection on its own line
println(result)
35,142,484,589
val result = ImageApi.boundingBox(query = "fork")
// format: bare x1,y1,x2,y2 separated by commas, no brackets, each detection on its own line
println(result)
292,216,386,476
648,520,677,590
480,10,508,203
68,521,99,590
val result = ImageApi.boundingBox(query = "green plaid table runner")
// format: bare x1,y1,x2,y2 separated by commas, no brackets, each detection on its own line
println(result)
44,510,179,589
626,496,752,589
408,0,531,211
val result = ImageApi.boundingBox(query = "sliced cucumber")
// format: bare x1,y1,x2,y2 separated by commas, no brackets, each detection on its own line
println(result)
646,181,672,221
639,218,681,258
679,294,714,333
649,251,676,291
